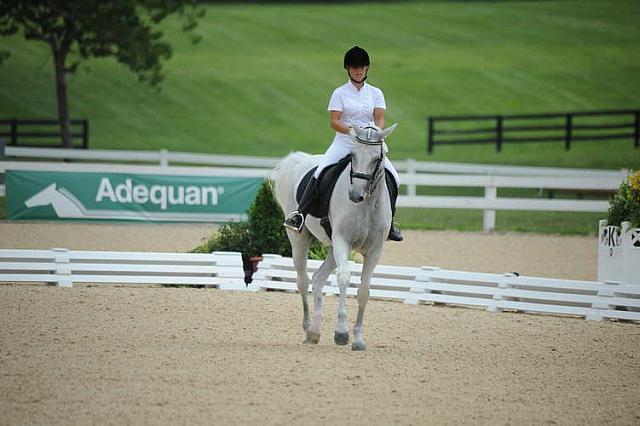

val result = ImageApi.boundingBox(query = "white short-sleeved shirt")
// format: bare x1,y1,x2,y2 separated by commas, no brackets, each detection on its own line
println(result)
327,80,386,144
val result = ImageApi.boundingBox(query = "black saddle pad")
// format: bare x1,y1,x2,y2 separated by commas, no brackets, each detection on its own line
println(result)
296,155,351,219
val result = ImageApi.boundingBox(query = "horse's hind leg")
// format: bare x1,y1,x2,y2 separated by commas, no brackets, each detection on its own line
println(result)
352,246,382,351
289,230,312,341
307,247,336,344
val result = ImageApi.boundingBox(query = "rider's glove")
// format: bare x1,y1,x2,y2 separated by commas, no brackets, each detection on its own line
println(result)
348,127,357,139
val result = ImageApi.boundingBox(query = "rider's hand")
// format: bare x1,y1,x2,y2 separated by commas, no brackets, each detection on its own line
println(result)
348,127,357,139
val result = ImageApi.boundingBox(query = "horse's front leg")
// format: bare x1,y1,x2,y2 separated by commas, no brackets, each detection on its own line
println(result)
306,247,336,344
289,230,312,339
332,238,352,346
352,245,382,351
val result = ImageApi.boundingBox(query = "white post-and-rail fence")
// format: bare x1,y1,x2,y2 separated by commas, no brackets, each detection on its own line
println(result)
1,248,638,323
0,146,628,231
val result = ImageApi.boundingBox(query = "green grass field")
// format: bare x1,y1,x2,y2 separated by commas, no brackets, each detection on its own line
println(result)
1,0,638,234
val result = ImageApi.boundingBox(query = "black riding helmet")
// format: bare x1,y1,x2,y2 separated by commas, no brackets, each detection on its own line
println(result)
344,46,370,69
344,46,370,84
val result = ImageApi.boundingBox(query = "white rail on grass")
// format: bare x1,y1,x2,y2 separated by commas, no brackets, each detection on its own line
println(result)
3,146,628,179
1,249,638,323
0,147,627,230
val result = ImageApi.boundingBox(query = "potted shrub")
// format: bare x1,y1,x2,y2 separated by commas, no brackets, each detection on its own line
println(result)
245,179,292,258
244,179,338,261
597,170,640,284
193,179,332,283
192,180,291,284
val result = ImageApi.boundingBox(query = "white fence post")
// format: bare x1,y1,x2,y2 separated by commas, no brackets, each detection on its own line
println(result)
407,266,442,305
406,158,416,197
53,248,73,288
483,185,497,232
487,272,517,312
587,280,619,321
597,219,624,282
160,149,169,167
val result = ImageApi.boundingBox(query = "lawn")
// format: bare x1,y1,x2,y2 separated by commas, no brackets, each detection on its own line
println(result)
0,0,637,234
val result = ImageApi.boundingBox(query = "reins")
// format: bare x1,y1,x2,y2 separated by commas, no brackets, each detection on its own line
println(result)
350,128,385,196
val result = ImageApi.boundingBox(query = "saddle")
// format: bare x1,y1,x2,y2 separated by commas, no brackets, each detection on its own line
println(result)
296,155,352,238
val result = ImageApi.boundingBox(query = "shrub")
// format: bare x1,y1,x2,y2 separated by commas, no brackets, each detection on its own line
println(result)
245,180,291,257
191,220,250,254
192,179,335,259
308,240,329,260
192,179,291,256
607,170,640,228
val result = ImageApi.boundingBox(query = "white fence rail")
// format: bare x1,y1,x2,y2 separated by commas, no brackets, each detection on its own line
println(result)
1,249,638,323
1,147,627,230
0,249,247,289
3,146,629,179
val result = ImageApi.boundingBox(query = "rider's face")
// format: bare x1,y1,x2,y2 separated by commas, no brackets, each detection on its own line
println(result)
347,65,368,83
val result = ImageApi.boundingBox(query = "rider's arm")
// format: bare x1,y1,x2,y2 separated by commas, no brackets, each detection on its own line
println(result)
330,111,351,135
374,108,385,129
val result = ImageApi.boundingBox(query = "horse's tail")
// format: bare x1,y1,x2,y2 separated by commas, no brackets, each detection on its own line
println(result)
270,151,318,213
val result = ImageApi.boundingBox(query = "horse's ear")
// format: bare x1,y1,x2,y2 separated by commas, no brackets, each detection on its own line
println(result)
353,126,366,139
382,123,398,139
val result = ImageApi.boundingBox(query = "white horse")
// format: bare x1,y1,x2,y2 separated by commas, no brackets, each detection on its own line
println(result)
271,124,397,351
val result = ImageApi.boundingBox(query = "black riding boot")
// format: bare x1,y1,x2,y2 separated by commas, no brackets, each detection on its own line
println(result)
385,170,403,242
284,177,318,232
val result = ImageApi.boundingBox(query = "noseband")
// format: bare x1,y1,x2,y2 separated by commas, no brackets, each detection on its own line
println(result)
350,127,385,196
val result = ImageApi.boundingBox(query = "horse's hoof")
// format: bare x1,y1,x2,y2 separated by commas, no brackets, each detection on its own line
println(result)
352,341,366,351
334,331,349,346
305,331,320,344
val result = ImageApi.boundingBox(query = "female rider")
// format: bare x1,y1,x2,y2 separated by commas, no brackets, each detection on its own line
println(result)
284,46,403,242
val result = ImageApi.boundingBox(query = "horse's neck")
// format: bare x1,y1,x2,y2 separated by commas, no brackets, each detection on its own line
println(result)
369,175,389,213
334,170,390,218
50,193,84,216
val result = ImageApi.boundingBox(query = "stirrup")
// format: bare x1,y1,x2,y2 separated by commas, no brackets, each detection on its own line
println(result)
284,211,305,232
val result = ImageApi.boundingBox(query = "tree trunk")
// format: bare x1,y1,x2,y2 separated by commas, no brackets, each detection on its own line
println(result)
53,48,72,148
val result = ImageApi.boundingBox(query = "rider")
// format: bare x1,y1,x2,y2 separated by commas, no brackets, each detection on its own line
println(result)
284,46,403,241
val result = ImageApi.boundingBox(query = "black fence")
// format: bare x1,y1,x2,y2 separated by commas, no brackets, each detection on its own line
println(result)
0,118,89,149
427,109,640,153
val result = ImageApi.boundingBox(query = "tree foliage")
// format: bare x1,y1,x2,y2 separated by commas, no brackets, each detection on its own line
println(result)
0,1,204,146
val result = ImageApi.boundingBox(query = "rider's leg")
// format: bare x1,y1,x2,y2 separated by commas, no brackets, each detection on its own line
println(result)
284,141,352,232
384,159,403,242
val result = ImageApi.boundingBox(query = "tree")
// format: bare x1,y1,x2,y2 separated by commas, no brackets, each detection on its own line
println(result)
0,1,204,148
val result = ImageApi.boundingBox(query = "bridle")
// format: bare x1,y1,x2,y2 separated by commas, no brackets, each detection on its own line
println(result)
350,126,385,196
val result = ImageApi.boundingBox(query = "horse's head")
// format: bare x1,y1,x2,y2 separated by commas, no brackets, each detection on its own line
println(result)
349,123,398,203
24,183,58,208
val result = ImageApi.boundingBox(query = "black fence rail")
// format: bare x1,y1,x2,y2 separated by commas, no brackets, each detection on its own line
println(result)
427,109,639,153
0,119,89,149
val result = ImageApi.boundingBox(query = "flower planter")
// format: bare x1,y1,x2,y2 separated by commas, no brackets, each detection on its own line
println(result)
241,254,263,285
597,220,640,284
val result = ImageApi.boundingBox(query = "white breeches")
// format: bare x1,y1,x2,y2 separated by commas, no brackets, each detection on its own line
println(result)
313,140,400,186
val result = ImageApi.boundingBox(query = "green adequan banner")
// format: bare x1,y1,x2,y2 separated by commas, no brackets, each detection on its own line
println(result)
6,170,263,222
